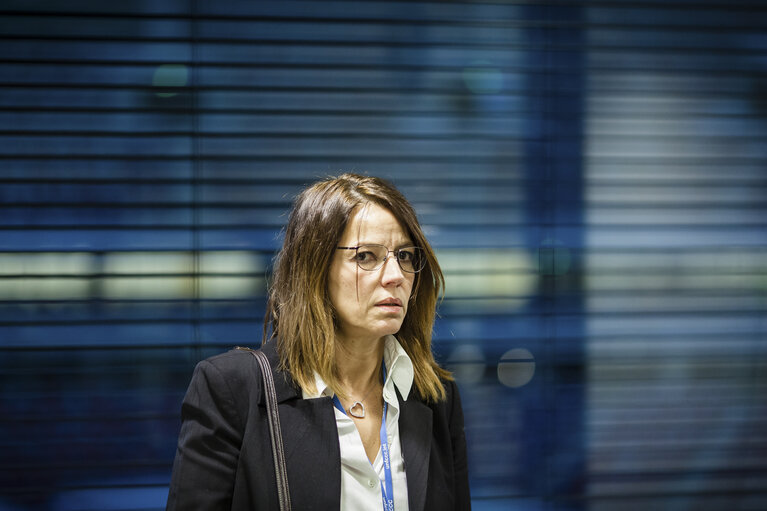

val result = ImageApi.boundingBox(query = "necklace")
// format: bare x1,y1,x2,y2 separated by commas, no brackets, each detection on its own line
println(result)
344,370,383,419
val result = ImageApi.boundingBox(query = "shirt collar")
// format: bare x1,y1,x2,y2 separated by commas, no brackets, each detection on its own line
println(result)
302,335,414,401
382,334,414,401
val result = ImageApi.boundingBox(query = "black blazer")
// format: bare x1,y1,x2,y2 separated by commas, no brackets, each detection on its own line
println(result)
166,342,471,510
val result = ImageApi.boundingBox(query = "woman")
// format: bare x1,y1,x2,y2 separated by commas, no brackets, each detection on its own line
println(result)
166,174,470,510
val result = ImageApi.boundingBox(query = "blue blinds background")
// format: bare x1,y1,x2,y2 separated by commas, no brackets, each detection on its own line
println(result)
1,1,766,510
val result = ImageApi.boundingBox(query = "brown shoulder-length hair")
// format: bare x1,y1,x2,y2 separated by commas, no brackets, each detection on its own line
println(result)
264,173,451,402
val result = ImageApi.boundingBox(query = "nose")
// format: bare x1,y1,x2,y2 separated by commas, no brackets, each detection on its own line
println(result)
380,254,405,286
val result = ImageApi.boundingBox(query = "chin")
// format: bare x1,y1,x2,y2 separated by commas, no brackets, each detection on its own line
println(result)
381,323,404,337
365,322,401,339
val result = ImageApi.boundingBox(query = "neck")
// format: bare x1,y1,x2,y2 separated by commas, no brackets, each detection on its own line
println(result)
335,333,386,394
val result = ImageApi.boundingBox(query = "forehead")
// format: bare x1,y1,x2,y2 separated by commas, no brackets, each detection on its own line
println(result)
341,203,410,243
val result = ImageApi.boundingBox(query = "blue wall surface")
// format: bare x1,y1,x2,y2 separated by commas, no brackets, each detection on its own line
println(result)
1,1,766,510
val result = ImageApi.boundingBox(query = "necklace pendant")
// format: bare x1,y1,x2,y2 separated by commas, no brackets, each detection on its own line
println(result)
348,401,366,418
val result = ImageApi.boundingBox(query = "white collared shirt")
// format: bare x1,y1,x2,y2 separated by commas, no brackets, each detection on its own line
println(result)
302,334,413,511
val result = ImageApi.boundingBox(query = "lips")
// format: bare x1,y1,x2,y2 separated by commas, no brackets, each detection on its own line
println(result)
376,297,403,307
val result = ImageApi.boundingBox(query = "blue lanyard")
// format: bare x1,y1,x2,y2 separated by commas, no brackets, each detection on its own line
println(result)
332,363,395,511
379,399,394,511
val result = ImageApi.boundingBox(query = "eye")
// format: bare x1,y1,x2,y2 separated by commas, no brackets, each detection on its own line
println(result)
398,249,414,261
355,250,376,263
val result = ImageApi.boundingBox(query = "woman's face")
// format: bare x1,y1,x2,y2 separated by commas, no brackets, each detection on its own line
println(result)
328,203,416,345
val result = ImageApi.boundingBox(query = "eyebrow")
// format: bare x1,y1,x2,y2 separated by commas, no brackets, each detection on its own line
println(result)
354,241,414,248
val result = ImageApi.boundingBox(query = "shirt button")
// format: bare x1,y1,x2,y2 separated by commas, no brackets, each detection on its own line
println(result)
368,479,376,488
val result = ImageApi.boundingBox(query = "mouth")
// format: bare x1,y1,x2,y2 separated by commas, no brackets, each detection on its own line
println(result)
375,298,403,308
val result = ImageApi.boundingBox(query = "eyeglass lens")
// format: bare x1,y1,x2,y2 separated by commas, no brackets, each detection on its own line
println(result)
355,245,424,273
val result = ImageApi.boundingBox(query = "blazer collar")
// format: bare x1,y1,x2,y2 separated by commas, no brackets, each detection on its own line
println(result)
254,341,342,509
258,340,302,404
397,387,433,511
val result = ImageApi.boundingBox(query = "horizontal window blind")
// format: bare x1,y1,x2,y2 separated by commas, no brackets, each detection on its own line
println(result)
584,2,767,508
0,1,765,510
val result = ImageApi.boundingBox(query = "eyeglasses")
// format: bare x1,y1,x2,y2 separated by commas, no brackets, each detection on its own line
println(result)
336,244,426,273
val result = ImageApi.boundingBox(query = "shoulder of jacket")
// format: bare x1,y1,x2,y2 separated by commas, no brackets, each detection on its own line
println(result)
432,377,461,416
195,347,263,385
203,346,258,363
439,376,458,398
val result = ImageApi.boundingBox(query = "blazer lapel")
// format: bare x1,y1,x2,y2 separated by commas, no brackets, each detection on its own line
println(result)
399,392,433,511
258,342,342,509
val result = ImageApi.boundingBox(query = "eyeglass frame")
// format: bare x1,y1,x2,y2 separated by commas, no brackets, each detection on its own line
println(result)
336,244,426,274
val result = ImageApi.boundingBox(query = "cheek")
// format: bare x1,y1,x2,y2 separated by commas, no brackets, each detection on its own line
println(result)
406,276,416,297
329,266,363,313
